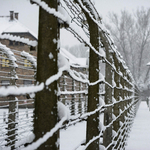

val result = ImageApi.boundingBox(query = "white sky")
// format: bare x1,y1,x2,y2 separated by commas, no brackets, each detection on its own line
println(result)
0,0,150,47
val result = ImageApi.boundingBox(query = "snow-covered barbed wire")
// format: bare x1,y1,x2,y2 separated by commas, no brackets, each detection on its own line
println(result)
31,0,70,25
0,42,18,68
22,114,68,150
0,34,37,47
0,0,140,149
21,51,37,69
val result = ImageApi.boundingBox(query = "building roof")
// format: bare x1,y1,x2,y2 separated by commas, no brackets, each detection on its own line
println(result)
60,48,87,67
0,12,87,68
0,12,37,39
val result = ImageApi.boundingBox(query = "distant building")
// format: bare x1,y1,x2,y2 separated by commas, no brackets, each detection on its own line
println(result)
0,11,37,55
0,11,88,108
60,48,88,73
0,11,37,87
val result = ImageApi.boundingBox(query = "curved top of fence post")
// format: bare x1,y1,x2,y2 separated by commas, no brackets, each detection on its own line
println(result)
74,1,101,150
75,0,102,21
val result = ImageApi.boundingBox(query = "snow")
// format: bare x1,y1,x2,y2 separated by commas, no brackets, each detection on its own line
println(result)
0,34,37,47
21,51,37,68
15,132,35,148
0,1,140,150
0,17,37,39
0,45,89,97
49,52,53,59
0,82,44,96
0,16,37,46
58,4,71,25
146,62,150,66
60,122,86,150
31,0,70,25
0,42,18,68
58,52,70,70
60,48,87,67
58,101,70,120
1,98,147,150
4,20,32,33
22,117,68,150
45,65,69,86
0,17,12,34
126,101,150,150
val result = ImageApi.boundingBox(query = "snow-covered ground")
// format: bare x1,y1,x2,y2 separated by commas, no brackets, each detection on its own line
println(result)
60,122,86,150
1,101,150,150
126,101,150,150
0,108,33,149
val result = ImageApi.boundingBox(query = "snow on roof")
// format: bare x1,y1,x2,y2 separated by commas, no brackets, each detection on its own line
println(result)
147,62,150,66
0,15,86,67
0,17,37,39
60,48,87,67
0,17,11,34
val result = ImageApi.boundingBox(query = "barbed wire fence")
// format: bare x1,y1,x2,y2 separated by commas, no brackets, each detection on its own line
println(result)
0,0,140,150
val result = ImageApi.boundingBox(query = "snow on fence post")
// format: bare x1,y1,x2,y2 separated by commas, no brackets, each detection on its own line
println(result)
113,53,121,148
72,0,101,149
81,5,101,150
6,53,18,149
125,74,131,137
121,70,128,149
33,0,60,149
117,63,126,149
103,46,113,150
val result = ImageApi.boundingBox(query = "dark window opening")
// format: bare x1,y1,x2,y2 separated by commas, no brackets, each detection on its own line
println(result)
20,42,24,46
23,80,32,85
9,41,13,45
1,80,10,87
30,46,36,51
15,42,19,45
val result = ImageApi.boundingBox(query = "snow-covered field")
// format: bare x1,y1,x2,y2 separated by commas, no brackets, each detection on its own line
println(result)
1,102,150,150
0,107,86,150
60,122,86,150
126,101,150,150
0,108,33,149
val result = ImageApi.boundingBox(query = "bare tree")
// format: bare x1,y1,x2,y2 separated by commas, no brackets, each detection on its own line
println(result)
106,8,150,85
67,44,89,58
105,11,136,77
135,8,150,79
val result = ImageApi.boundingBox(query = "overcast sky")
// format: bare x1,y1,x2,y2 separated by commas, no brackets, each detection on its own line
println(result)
0,0,150,46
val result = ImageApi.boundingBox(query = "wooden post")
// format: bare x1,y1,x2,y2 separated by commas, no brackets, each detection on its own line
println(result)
33,0,59,149
81,5,100,150
103,49,113,150
6,59,17,149
113,54,120,149
118,64,126,149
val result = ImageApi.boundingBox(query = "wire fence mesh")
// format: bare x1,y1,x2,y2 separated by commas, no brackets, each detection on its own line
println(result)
0,0,141,149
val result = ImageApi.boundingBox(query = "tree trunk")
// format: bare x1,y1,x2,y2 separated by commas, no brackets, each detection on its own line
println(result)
33,0,59,149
